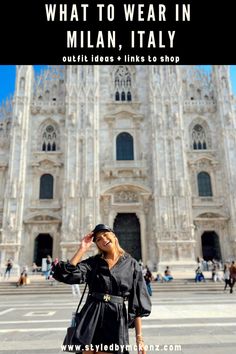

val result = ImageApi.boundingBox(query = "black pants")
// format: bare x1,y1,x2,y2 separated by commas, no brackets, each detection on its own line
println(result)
230,278,236,291
224,279,231,290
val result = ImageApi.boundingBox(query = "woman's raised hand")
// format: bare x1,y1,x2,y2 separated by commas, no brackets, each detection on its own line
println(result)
70,232,94,266
80,232,94,251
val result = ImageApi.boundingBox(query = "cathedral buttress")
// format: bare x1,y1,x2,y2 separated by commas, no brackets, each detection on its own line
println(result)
149,65,195,268
212,66,236,253
1,65,34,270
61,66,100,257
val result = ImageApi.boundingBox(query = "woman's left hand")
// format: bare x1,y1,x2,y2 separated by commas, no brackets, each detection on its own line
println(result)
136,337,146,354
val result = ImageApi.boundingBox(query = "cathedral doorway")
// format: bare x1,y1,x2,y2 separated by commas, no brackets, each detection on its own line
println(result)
113,213,141,260
34,234,53,266
201,231,222,261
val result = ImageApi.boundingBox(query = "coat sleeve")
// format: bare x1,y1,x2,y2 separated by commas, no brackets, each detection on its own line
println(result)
52,256,95,285
128,262,152,328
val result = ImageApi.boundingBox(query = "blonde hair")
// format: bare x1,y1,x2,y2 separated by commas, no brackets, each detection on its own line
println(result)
96,232,126,257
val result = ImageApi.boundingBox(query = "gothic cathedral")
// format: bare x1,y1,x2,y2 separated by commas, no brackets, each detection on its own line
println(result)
0,65,236,272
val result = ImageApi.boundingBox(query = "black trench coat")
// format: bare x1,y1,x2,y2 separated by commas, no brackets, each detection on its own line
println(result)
53,253,151,353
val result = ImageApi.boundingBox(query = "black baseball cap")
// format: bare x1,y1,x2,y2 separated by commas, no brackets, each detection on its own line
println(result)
92,224,114,241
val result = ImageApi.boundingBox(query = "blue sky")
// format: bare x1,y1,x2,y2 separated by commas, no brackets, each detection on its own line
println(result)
0,65,46,104
1,65,236,103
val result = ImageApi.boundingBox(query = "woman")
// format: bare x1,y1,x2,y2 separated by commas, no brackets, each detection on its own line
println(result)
52,224,151,354
143,266,153,296
16,266,29,286
4,259,13,279
195,266,205,282
163,266,173,282
45,255,52,280
229,261,236,293
223,263,230,291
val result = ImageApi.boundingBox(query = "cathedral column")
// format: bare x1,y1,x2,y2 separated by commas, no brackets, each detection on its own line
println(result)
0,66,34,273
60,66,100,259
212,66,236,257
149,65,196,269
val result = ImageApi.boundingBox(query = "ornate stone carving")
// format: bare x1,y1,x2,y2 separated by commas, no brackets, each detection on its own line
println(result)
224,112,232,125
181,212,187,228
69,180,75,198
160,178,166,197
114,191,138,203
87,180,93,198
101,195,111,216
178,178,185,196
14,111,22,126
69,112,76,126
161,213,168,228
161,232,170,240
7,212,16,231
11,179,17,199
68,214,75,232
199,212,221,218
33,65,65,105
86,214,93,230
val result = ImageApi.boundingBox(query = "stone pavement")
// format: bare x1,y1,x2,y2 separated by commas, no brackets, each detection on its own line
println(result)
0,286,235,354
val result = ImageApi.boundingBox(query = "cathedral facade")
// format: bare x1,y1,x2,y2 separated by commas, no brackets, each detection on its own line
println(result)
0,65,236,272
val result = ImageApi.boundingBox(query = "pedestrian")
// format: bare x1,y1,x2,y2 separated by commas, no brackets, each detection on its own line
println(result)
223,263,231,291
163,266,174,282
207,260,213,272
143,266,153,296
50,257,59,286
203,259,208,271
71,283,81,297
138,259,144,268
229,261,236,294
45,255,52,280
16,266,29,286
32,262,38,274
195,266,205,282
4,259,13,279
212,263,222,282
50,257,59,274
155,273,163,282
52,223,151,354
212,264,217,281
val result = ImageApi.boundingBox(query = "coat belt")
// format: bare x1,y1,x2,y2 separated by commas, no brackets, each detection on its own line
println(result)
90,292,125,304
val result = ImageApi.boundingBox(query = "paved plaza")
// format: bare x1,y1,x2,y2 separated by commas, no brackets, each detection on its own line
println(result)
0,286,236,354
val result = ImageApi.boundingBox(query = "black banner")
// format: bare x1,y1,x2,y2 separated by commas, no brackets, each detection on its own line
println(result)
0,0,234,64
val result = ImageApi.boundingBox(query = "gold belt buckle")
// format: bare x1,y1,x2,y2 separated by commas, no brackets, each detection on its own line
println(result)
103,294,111,302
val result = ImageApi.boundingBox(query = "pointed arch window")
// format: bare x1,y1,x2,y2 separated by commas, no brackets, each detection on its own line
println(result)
41,125,58,151
114,66,132,102
115,91,120,101
198,172,212,196
116,132,134,160
121,91,126,101
39,174,54,199
192,124,207,150
127,91,132,101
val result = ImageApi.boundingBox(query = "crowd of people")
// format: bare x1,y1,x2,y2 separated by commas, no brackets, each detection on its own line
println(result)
2,256,56,287
2,256,175,295
194,257,236,293
135,257,236,295
1,256,83,296
138,261,174,296
3,255,236,294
